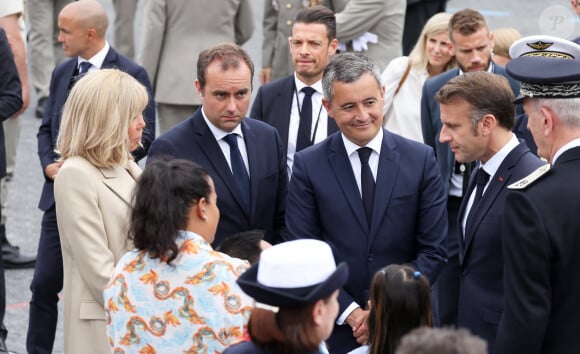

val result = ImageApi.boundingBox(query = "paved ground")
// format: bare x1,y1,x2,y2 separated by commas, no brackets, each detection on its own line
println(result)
3,0,578,353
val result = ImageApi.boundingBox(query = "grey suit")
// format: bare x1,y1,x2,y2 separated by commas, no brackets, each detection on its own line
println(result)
112,0,138,59
139,0,254,132
26,0,72,100
329,0,405,71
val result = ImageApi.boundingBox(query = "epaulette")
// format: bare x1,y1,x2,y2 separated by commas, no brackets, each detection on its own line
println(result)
508,164,550,189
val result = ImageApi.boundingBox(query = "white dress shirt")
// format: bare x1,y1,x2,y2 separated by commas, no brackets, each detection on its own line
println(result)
336,129,383,325
287,75,329,177
202,109,250,176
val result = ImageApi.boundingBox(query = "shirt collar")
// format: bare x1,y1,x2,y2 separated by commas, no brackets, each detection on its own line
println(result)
480,133,519,177
201,107,244,141
177,230,212,249
78,41,110,69
342,128,383,157
293,74,323,95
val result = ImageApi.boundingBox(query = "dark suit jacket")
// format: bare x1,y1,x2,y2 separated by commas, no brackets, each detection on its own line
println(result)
36,47,156,211
147,109,287,247
496,147,580,354
250,75,338,149
456,141,544,353
420,64,533,195
286,129,448,353
0,28,23,179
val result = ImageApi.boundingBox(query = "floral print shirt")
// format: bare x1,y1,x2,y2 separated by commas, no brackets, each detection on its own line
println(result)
104,231,253,354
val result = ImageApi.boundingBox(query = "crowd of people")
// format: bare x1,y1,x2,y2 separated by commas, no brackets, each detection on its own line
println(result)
0,0,580,353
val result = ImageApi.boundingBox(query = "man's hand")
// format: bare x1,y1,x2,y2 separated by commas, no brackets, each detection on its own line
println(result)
346,307,369,344
259,67,272,84
44,162,63,181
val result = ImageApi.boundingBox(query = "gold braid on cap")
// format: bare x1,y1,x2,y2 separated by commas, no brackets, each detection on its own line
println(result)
520,82,580,98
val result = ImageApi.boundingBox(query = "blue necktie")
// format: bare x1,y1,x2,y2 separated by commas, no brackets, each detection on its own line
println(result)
358,147,375,226
78,61,92,75
296,86,316,152
223,134,251,211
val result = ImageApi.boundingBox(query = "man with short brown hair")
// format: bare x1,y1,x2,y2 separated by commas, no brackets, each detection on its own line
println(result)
420,8,524,327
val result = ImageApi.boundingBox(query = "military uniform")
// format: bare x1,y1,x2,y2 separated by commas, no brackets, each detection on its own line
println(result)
495,36,580,354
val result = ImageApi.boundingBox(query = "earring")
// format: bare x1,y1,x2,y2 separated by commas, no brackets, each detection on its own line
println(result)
202,208,206,212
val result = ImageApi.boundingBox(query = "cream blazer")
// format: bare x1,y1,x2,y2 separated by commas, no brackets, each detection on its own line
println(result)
54,156,141,354
381,56,428,143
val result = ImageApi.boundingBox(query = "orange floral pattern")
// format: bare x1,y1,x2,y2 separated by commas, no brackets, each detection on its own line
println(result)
105,231,254,353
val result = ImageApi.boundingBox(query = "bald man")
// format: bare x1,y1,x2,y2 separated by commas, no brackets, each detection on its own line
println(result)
30,1,155,352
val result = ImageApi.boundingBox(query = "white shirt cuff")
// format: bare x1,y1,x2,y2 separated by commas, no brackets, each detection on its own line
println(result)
336,302,360,325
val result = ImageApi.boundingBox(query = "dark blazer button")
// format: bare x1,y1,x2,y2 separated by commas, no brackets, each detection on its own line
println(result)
367,253,374,262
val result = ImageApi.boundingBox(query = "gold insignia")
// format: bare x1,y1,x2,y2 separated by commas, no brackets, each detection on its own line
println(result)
527,41,553,50
522,51,574,59
508,164,550,190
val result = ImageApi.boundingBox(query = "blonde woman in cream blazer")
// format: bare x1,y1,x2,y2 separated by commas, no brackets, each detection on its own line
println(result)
381,12,455,143
53,69,148,353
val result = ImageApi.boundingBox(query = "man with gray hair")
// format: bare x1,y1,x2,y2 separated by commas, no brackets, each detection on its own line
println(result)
395,327,488,354
286,52,447,353
496,35,580,354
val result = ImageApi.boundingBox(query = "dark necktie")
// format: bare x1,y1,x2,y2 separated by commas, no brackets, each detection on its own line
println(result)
466,167,490,229
70,62,93,90
78,61,92,75
223,134,251,210
358,147,375,226
296,86,316,152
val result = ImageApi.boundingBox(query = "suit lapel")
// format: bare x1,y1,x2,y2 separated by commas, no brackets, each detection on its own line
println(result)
100,161,141,206
463,143,528,254
457,173,477,262
368,131,398,246
101,48,119,70
328,134,369,233
193,112,250,218
275,77,294,147
242,120,258,221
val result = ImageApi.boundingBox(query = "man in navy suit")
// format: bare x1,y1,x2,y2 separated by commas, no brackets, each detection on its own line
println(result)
496,36,580,354
30,1,156,352
436,71,544,353
419,8,533,327
251,6,339,177
148,43,287,247
286,53,447,353
0,27,23,354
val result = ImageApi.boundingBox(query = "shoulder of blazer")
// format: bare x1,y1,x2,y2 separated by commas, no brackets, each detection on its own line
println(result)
54,57,77,75
260,75,295,97
103,47,146,76
242,116,279,137
425,68,458,92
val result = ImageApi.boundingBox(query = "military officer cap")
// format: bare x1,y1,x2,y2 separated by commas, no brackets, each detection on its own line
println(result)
506,35,580,102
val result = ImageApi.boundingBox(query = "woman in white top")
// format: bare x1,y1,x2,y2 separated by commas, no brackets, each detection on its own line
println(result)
381,12,455,143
